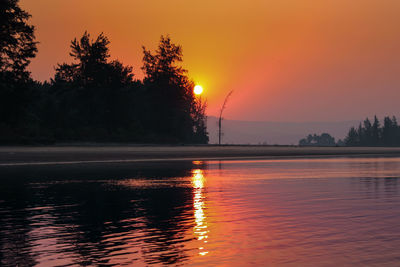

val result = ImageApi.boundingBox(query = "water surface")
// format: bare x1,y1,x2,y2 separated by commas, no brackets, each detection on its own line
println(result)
1,157,400,266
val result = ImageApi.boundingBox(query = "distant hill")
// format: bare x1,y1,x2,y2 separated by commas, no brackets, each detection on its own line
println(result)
206,116,358,145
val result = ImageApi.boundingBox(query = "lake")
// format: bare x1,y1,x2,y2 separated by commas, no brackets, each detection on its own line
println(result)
1,156,400,266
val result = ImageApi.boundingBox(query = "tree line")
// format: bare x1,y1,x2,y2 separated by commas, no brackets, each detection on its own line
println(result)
299,133,339,147
344,116,400,146
299,116,400,147
0,0,208,144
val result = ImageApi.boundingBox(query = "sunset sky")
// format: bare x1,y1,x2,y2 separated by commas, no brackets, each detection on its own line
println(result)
22,0,400,122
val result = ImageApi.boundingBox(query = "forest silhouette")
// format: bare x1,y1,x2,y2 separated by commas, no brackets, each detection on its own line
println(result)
0,0,208,144
344,116,400,147
298,116,400,147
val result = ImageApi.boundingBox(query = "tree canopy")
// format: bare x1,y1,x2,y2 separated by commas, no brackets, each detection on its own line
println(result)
0,0,37,82
141,35,208,143
344,116,400,146
299,133,336,146
0,5,209,144
0,0,38,138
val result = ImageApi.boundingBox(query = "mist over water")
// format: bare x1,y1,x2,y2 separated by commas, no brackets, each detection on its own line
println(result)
1,157,400,266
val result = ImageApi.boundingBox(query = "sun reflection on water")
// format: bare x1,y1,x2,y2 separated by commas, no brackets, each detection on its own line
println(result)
192,168,209,256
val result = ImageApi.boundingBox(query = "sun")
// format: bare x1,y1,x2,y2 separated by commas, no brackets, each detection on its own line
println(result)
194,85,204,95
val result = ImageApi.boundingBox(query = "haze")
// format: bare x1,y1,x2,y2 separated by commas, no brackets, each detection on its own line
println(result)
22,0,400,122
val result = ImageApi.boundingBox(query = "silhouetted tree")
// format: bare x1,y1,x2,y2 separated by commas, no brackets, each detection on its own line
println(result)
382,116,398,146
345,116,400,147
299,133,336,146
48,32,138,141
0,0,38,142
54,32,133,87
357,123,364,145
218,90,233,145
0,0,37,82
191,97,209,143
344,127,358,146
371,116,381,146
363,118,373,145
142,35,208,143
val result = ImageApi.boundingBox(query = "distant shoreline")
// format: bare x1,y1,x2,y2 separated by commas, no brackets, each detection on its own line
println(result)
2,145,400,166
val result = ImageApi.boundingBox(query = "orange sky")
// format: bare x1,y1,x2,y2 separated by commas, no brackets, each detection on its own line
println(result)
22,0,400,122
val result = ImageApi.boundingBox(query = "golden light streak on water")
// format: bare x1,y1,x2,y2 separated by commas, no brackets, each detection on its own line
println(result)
191,168,209,256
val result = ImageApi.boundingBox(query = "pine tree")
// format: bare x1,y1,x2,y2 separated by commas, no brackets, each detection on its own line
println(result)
345,127,358,146
0,0,38,134
0,0,37,82
142,35,208,143
371,115,380,146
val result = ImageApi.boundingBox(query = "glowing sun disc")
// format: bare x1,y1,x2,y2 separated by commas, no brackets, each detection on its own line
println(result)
194,85,204,95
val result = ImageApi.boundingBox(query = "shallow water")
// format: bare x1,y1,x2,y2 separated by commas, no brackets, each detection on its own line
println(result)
1,157,400,266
